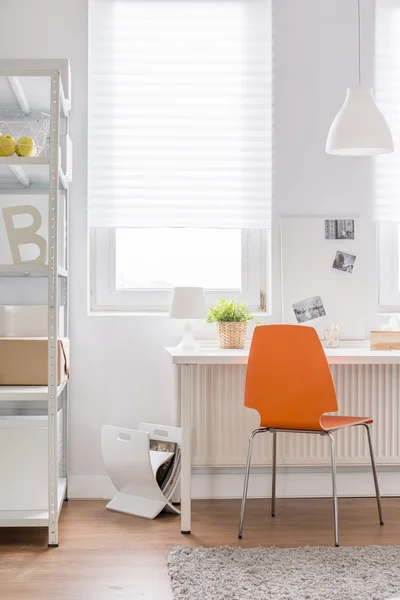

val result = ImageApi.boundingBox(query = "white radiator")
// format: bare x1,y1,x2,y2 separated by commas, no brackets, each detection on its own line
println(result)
190,364,400,467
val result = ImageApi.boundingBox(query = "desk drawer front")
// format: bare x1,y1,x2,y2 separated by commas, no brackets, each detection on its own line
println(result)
191,364,400,467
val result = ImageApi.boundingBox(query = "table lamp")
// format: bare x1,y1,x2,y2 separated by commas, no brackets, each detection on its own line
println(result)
169,287,206,351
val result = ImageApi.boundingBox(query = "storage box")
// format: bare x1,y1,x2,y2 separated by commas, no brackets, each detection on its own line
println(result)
0,306,65,337
370,330,400,350
0,338,69,385
0,411,63,510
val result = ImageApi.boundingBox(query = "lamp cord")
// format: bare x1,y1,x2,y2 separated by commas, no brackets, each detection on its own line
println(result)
358,0,361,86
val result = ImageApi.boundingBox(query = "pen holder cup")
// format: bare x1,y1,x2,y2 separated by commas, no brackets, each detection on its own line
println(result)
323,327,340,348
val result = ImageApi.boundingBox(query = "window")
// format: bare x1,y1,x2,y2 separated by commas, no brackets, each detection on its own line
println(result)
92,228,267,310
116,229,242,290
376,1,400,308
89,0,271,311
378,223,400,308
375,0,400,223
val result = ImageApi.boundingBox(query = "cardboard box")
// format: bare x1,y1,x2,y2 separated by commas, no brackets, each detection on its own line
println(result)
370,330,400,351
0,338,69,385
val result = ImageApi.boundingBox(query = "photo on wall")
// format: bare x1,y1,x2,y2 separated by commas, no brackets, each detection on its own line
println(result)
292,296,326,324
332,250,356,274
325,219,355,240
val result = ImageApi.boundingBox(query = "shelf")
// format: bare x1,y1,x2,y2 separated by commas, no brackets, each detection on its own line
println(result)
0,60,71,116
0,157,68,191
0,380,67,402
0,265,67,277
0,478,66,527
0,61,70,546
0,157,48,166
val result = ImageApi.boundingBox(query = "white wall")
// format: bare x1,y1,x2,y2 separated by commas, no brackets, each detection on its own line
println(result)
0,0,381,497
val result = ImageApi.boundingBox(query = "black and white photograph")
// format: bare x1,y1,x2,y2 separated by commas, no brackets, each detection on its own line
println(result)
292,296,326,324
332,250,356,274
325,219,355,240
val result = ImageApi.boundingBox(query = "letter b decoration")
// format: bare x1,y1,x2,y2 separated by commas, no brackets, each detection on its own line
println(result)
2,205,47,264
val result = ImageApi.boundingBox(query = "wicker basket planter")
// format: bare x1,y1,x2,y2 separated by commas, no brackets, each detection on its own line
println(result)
216,322,247,349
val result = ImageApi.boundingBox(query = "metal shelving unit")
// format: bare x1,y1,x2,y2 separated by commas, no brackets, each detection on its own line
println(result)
0,60,71,546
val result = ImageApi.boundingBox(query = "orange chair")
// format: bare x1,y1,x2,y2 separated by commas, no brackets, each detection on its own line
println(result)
238,324,383,546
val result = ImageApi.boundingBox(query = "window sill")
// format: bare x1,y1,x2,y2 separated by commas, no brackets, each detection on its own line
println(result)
89,310,270,318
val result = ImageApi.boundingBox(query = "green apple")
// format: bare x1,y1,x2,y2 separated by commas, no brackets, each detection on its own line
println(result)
0,134,16,157
15,136,35,157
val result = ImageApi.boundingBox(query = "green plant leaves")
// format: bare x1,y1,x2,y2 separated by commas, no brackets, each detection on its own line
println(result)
207,298,256,323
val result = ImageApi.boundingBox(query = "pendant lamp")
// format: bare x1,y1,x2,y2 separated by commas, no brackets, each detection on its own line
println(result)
326,0,393,155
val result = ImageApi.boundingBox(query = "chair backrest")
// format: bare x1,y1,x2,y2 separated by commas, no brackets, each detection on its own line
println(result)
245,325,338,430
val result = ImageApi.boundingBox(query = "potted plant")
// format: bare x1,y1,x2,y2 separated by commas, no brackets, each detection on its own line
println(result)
207,299,257,349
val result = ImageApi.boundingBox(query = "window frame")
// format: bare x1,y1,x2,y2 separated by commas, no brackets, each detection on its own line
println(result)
91,228,268,312
378,222,400,309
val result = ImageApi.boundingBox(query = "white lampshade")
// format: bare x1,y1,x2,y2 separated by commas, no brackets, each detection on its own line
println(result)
169,287,206,319
326,87,394,156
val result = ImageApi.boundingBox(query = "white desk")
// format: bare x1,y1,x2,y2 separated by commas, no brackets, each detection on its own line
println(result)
165,345,400,533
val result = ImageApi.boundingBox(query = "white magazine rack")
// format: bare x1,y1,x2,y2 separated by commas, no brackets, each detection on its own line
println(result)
101,422,181,519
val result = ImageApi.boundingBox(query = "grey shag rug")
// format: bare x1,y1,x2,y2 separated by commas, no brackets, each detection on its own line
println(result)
167,545,400,600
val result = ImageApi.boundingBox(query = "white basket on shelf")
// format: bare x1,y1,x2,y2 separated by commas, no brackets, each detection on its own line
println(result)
0,110,50,157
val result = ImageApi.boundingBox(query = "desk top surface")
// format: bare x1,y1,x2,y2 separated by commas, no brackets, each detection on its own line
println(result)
165,346,400,365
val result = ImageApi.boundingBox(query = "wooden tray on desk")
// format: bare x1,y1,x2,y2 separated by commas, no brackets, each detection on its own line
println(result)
370,330,400,350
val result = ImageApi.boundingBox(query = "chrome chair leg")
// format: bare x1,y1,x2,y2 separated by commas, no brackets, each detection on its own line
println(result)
327,432,339,547
362,423,384,525
271,430,277,517
238,428,264,539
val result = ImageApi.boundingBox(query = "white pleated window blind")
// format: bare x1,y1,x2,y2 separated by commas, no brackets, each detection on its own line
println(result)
88,0,272,229
375,0,400,221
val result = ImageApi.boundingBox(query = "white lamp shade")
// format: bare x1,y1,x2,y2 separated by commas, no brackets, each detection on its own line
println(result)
326,87,394,156
169,287,206,319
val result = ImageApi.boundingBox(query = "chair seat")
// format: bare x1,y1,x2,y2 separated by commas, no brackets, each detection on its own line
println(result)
320,415,373,431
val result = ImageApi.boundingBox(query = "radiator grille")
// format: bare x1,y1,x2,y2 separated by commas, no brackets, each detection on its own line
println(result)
190,364,400,467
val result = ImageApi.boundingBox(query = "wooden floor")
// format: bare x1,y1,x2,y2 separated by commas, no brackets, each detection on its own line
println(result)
1,498,400,599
